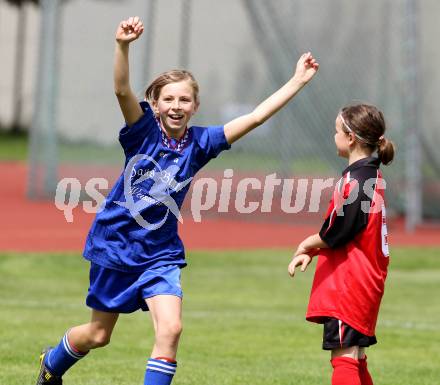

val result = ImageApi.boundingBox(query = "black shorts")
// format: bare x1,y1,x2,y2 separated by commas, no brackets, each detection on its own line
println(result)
322,318,377,350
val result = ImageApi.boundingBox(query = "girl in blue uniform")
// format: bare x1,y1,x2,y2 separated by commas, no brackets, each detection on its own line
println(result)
36,16,319,385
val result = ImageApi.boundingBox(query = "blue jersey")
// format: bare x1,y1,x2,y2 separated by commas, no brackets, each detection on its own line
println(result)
83,102,230,272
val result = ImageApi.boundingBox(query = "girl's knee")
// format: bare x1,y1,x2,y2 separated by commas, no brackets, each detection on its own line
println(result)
358,347,366,359
92,333,111,348
331,346,359,360
87,327,112,348
157,320,182,341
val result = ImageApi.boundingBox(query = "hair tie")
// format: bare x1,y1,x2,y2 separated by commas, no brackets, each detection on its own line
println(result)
378,135,385,145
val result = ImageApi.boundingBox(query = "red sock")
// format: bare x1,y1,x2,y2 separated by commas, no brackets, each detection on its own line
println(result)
358,356,374,385
330,357,361,385
154,356,177,364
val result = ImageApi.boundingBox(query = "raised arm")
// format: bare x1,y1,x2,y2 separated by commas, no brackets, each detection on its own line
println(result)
114,16,144,126
224,52,319,145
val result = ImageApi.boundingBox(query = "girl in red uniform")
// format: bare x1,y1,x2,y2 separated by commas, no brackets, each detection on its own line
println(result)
288,104,395,385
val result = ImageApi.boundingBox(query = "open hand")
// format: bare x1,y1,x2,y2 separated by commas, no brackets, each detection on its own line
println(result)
293,241,319,259
116,16,144,44
293,52,319,84
288,253,312,277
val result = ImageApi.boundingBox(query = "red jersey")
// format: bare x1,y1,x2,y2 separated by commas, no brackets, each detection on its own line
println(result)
306,157,389,336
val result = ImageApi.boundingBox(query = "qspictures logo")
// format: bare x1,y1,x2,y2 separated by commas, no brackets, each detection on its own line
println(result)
54,161,386,229
114,154,192,230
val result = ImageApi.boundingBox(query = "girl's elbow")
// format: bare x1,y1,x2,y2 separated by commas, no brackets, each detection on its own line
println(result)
114,79,131,97
114,88,127,97
252,114,266,127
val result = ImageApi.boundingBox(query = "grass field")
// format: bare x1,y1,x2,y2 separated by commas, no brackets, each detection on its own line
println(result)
1,248,439,385
0,131,334,174
0,132,28,161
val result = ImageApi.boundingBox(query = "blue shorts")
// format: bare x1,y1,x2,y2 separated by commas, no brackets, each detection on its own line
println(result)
86,263,183,313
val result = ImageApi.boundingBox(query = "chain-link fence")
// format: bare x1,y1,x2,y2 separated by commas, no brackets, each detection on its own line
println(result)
1,0,439,225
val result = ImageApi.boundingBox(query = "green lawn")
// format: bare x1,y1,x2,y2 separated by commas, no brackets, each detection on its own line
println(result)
0,131,334,174
0,132,28,161
0,248,439,385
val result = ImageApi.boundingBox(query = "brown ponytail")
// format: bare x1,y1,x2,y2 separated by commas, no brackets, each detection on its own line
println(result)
377,137,395,165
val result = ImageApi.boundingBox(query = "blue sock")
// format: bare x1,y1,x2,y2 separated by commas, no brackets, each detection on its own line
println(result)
144,358,177,385
44,332,88,376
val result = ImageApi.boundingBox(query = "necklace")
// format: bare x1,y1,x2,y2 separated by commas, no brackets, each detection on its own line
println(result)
156,118,190,152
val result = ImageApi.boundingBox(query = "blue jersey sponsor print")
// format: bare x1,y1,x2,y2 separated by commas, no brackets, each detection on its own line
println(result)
83,102,230,272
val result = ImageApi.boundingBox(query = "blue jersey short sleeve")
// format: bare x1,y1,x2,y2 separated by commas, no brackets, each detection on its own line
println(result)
191,125,231,172
119,101,158,158
83,121,231,273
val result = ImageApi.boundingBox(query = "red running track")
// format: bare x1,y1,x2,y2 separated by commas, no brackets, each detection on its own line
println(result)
1,162,439,253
